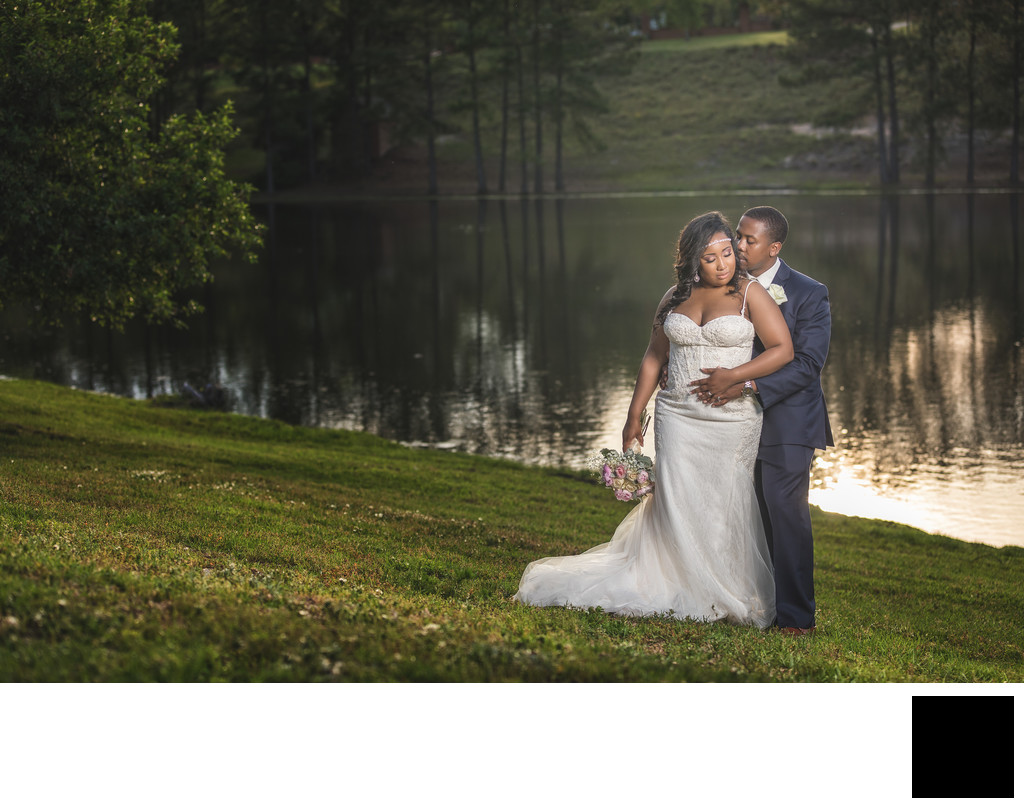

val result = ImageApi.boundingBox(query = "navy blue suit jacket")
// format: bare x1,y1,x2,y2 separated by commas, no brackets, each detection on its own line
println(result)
752,259,833,451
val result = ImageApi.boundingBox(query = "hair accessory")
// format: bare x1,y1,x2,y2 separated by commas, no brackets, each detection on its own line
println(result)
706,237,731,247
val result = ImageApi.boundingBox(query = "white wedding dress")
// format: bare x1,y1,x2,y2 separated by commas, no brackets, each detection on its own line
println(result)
515,311,776,627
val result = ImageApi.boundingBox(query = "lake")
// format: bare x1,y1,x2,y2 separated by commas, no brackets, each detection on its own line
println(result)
2,192,1022,547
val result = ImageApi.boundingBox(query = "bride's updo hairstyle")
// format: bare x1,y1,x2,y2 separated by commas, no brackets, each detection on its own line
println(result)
657,211,744,327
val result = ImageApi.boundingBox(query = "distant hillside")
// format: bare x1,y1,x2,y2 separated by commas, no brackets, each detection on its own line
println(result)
312,34,1016,197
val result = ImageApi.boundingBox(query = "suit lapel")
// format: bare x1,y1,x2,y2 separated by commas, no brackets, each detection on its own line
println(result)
771,260,797,328
772,259,792,290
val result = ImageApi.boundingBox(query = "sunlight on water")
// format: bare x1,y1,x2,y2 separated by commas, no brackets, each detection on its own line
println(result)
810,441,1024,547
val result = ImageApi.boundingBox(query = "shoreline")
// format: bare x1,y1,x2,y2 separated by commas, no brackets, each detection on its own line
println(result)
249,182,1024,205
24,377,1024,552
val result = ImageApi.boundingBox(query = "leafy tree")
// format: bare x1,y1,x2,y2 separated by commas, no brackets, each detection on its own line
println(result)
782,0,905,184
292,0,333,183
548,0,637,192
322,0,382,180
136,0,638,194
219,0,333,187
221,0,298,192
407,0,456,196
1003,0,1024,183
495,0,516,192
957,0,1023,183
149,0,228,123
0,0,261,328
661,0,707,34
529,0,547,193
452,0,492,194
904,0,952,186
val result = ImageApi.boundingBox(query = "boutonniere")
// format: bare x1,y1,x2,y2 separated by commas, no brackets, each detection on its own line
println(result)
767,283,788,305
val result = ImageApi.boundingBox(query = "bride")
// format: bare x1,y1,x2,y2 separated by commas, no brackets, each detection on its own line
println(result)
515,211,794,627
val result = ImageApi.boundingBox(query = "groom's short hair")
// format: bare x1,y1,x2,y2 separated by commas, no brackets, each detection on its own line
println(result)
742,206,789,246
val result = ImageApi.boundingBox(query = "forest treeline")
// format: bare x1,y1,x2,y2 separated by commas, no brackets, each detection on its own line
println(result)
148,0,1024,193
15,0,1021,329
150,0,640,195
782,0,1024,187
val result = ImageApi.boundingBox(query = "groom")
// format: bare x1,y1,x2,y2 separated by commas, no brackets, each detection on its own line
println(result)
691,206,833,635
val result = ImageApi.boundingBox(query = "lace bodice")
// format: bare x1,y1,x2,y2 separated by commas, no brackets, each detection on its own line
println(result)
661,313,756,400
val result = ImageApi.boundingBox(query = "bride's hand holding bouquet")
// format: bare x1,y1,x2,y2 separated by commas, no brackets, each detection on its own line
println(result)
621,408,651,452
592,410,654,503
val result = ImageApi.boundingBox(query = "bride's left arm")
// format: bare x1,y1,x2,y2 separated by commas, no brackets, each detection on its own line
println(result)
740,281,794,379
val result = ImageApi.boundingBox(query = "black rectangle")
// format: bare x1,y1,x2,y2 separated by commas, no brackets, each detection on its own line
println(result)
913,695,1014,798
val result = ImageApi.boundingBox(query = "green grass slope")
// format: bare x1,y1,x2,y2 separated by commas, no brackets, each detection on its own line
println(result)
1,378,1021,681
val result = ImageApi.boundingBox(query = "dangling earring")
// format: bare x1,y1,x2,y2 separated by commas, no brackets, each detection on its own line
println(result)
693,271,700,284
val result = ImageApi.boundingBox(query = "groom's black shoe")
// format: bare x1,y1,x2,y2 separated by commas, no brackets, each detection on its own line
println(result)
779,626,815,636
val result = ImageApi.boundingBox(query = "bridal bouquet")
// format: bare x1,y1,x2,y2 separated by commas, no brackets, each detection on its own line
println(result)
591,447,655,502
589,410,655,502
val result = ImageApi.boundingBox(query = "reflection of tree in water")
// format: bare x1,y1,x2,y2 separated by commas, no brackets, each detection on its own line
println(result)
817,192,1024,511
3,194,1023,538
246,197,637,467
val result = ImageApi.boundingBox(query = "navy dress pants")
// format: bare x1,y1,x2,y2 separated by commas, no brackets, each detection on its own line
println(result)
755,443,816,630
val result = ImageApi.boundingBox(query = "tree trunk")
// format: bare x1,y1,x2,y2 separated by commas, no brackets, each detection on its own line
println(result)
264,115,275,194
871,31,890,184
1012,0,1021,184
466,7,487,195
967,12,976,185
884,25,901,185
304,51,316,182
262,61,274,191
258,3,275,194
554,21,565,193
516,40,528,194
532,0,543,194
194,0,208,112
425,40,438,196
498,0,511,193
924,4,937,187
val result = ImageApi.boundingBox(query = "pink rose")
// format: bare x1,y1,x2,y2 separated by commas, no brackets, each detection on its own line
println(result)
637,470,649,485
615,465,627,478
615,488,633,501
637,486,652,498
602,464,613,484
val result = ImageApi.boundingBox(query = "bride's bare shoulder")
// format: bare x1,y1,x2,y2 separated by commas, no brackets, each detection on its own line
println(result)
650,285,678,328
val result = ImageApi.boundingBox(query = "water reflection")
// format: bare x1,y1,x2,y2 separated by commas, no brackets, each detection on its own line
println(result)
805,192,1024,546
1,193,1022,547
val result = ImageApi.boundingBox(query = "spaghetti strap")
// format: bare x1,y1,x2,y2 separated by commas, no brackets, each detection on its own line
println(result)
740,279,754,319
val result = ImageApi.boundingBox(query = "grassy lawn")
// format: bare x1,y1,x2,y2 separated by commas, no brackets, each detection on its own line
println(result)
640,30,790,52
540,34,880,192
1,378,1021,682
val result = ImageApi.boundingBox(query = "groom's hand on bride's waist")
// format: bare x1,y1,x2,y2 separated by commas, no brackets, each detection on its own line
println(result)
689,367,745,407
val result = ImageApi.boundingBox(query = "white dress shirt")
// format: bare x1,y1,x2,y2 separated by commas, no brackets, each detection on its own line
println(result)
753,258,781,288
